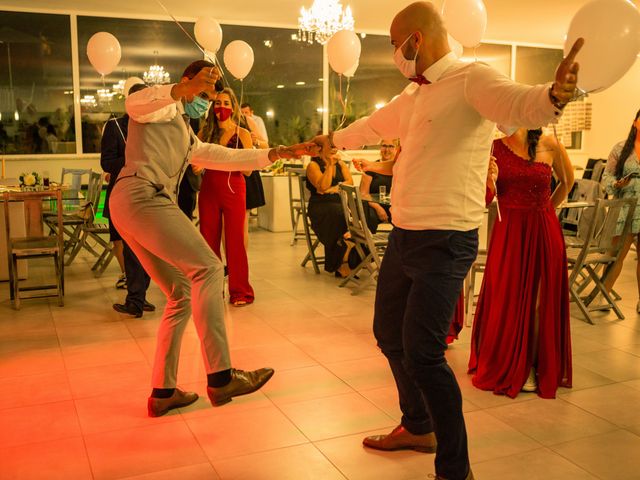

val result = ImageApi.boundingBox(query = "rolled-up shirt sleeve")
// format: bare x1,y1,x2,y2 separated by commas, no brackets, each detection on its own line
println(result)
465,63,563,129
190,137,271,171
333,91,407,150
125,84,178,123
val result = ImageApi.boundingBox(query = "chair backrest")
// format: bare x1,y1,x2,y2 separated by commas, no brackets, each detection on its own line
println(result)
60,168,92,191
60,168,92,211
590,160,606,183
561,178,603,230
3,189,64,248
582,158,607,180
86,171,103,211
339,183,378,256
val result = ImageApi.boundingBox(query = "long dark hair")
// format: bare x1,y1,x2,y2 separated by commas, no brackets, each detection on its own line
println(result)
200,87,248,144
526,129,543,162
615,109,640,179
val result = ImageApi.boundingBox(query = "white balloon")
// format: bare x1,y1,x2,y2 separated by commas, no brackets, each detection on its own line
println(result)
327,30,361,75
344,61,359,78
123,77,144,97
448,34,464,58
565,0,640,93
442,0,487,48
223,40,254,80
194,17,223,53
87,32,121,76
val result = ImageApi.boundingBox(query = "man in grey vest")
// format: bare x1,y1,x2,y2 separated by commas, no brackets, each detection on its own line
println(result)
110,60,317,417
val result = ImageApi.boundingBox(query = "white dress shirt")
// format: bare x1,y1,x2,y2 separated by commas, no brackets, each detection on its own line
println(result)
125,84,271,171
333,52,563,231
252,114,269,143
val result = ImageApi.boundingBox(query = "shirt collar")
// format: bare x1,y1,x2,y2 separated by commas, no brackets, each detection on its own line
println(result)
421,51,457,83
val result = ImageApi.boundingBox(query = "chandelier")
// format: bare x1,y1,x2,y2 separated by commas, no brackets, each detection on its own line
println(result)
143,65,170,85
143,52,171,85
298,0,355,45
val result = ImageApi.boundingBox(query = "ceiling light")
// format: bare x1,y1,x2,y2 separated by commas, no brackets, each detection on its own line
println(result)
298,0,355,44
276,85,285,89
266,110,274,118
263,40,273,48
375,102,385,110
14,110,19,121
296,81,306,86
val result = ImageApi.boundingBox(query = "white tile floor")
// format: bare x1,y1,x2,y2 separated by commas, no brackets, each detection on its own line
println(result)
2,229,640,479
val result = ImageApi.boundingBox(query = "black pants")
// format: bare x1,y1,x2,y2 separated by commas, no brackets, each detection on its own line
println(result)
123,241,151,312
374,227,478,480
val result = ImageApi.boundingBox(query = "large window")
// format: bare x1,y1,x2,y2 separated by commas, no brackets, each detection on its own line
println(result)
77,16,202,153
77,19,322,152
0,11,75,155
217,25,322,146
329,33,406,132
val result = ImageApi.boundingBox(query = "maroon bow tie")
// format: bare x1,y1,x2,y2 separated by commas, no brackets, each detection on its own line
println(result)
409,75,431,85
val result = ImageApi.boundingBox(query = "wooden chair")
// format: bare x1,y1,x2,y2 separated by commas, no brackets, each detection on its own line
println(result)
288,167,324,274
43,168,93,263
464,201,498,326
3,189,64,309
567,197,636,324
338,183,389,294
63,171,104,265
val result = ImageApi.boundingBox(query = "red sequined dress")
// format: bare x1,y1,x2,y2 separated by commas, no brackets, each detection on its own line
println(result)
468,139,572,398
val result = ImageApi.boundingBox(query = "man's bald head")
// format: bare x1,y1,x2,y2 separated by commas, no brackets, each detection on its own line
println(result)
391,2,447,43
390,2,450,74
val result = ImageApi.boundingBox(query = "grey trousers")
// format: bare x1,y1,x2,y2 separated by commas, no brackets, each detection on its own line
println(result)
111,177,231,388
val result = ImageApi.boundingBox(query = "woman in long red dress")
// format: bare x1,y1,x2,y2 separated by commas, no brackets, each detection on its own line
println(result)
468,128,574,398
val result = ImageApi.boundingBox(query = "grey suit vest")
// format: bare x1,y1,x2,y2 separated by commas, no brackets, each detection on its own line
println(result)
118,111,194,202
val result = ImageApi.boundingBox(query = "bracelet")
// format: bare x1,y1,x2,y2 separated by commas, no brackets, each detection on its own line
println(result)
548,85,567,110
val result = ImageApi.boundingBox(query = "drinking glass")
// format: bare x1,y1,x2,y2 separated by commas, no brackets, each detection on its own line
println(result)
379,185,386,200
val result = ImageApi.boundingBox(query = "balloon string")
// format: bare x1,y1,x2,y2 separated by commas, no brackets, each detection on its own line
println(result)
235,79,244,150
153,0,230,88
336,74,350,130
102,74,126,144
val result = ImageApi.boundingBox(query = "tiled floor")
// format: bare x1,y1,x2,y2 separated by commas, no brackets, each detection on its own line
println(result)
2,229,640,479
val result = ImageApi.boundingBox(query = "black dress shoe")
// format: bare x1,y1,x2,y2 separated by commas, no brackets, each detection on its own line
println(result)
143,301,156,312
207,367,274,406
113,303,143,318
148,389,198,417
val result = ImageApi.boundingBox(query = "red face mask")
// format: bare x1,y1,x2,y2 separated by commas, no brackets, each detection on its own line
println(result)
214,106,233,122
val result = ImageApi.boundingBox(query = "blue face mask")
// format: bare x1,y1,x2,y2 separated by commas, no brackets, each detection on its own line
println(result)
184,96,210,119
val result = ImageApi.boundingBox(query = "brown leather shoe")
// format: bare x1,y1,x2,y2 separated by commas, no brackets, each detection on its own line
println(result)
207,367,275,406
363,425,437,453
147,388,198,417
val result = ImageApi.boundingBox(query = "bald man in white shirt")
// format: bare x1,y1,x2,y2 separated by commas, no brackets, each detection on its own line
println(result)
313,3,582,479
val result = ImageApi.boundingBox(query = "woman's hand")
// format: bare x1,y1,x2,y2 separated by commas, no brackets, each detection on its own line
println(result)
486,156,498,192
352,158,372,172
614,176,632,189
373,203,389,222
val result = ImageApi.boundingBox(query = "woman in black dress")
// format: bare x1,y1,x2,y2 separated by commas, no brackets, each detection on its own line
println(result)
306,153,354,277
358,139,396,233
